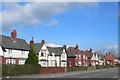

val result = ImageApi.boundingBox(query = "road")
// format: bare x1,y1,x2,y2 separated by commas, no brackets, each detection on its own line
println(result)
3,68,119,79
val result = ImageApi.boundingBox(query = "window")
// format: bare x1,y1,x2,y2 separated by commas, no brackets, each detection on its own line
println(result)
6,59,16,64
8,49,12,53
41,50,46,57
76,55,78,59
62,62,66,66
79,55,81,59
21,50,25,55
62,53,65,58
19,59,25,64
41,52,44,56
51,61,55,66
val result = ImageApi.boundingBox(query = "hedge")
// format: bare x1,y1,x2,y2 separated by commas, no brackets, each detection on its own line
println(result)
99,64,119,69
2,64,41,77
87,66,96,70
67,66,87,72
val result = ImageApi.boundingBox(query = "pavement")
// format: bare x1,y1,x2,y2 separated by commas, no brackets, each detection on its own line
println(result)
2,67,119,79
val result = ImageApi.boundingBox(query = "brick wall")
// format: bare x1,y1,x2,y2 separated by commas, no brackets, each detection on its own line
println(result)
40,67,67,74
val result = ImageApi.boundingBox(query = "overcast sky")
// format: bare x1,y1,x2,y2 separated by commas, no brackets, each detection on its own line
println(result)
1,2,118,52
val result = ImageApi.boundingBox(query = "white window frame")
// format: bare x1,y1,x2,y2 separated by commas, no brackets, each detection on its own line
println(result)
6,59,16,64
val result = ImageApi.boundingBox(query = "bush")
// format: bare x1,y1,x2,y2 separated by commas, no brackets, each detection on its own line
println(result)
99,65,110,69
67,66,87,72
2,64,41,77
87,66,96,70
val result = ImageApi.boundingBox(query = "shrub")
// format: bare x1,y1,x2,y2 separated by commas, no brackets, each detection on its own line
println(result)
87,66,96,70
2,64,41,77
67,66,87,72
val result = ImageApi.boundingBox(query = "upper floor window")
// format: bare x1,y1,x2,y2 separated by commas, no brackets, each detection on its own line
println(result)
76,55,78,59
41,52,44,56
62,53,65,58
79,55,81,59
8,49,12,53
21,50,25,55
41,50,46,57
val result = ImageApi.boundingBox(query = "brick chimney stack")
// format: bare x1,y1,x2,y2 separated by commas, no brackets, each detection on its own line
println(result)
30,37,34,50
63,44,66,49
41,39,45,44
11,30,17,41
90,48,92,53
76,44,79,49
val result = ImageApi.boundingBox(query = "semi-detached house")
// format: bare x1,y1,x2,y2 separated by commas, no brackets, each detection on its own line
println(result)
30,39,67,67
0,30,29,64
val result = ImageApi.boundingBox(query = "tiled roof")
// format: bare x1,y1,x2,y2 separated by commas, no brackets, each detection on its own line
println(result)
47,46,63,56
34,43,43,53
67,47,79,57
105,53,114,60
0,35,29,50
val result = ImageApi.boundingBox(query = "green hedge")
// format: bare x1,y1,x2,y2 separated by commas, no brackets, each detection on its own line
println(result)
87,66,96,70
67,66,87,72
2,64,41,77
99,64,119,69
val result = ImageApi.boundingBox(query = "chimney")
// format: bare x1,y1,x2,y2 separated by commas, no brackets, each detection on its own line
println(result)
106,53,107,56
30,37,34,50
11,30,17,41
41,39,45,44
75,44,79,49
63,44,66,49
90,48,92,53
109,52,111,54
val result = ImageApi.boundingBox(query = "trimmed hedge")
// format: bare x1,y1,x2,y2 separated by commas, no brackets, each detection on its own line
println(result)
2,64,41,77
67,66,87,72
87,66,96,70
99,64,119,69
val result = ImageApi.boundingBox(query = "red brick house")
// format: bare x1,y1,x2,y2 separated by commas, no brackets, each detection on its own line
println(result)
66,45,79,67
105,52,114,65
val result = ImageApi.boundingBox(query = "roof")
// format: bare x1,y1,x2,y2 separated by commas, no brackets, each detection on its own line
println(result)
34,43,43,53
85,51,93,59
47,46,63,56
98,54,105,60
105,53,114,60
67,47,79,57
0,35,29,50
2,46,6,52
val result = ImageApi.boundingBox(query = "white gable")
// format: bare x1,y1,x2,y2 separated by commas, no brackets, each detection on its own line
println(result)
0,46,3,56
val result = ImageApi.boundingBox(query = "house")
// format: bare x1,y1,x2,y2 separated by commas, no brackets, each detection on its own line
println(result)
66,46,78,67
113,56,119,65
47,45,67,67
105,52,114,65
1,30,29,64
85,49,93,66
90,53,99,66
0,46,6,64
32,39,67,67
98,54,105,65
79,50,88,66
